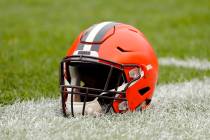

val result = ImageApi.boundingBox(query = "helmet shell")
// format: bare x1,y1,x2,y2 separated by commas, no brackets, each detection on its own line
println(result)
66,22,158,112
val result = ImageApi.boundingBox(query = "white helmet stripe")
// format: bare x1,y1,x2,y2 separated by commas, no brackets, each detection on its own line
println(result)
73,22,118,57
83,22,112,51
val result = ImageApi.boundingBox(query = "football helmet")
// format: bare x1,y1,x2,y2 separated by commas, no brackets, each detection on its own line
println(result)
60,21,158,116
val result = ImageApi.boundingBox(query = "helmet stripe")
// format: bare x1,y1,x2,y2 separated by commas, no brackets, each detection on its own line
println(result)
90,22,118,51
92,22,118,44
82,22,113,51
81,22,112,43
77,44,84,50
80,25,97,42
75,22,118,56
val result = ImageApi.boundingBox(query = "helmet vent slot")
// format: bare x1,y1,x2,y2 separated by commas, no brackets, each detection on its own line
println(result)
117,46,131,52
145,99,151,105
138,87,150,95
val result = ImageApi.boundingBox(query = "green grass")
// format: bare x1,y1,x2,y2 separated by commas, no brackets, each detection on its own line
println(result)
158,66,210,84
0,0,210,105
1,78,210,139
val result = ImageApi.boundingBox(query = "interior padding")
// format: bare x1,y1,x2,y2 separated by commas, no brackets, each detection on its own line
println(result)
69,62,124,102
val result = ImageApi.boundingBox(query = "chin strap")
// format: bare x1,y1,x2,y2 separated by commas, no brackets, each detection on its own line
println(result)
66,97,103,116
65,81,129,115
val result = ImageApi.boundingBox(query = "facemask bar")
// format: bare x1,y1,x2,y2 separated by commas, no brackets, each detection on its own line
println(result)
60,55,141,117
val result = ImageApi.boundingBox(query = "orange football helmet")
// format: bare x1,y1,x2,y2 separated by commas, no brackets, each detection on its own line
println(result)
60,21,158,116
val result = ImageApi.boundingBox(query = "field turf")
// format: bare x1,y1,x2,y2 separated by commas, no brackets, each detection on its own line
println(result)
0,0,210,139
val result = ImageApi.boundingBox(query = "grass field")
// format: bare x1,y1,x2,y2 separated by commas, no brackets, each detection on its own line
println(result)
0,0,210,139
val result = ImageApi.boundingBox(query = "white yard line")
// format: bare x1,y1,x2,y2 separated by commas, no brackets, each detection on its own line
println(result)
0,78,210,139
159,57,210,70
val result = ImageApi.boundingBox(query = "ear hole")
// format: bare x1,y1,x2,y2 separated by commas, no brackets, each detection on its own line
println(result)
117,46,131,52
145,99,151,105
138,87,150,95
